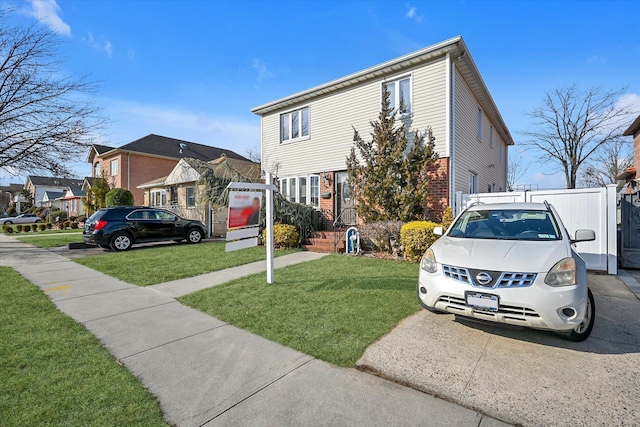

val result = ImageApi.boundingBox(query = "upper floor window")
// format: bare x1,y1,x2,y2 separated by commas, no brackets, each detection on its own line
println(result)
489,126,494,148
281,107,309,143
477,107,482,140
110,159,118,176
384,76,412,116
94,162,101,177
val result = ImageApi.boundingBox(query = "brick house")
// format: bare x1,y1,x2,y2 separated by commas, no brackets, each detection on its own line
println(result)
87,134,249,205
616,114,640,192
251,36,513,225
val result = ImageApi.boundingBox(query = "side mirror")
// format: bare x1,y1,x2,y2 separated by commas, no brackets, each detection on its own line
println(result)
433,226,443,236
573,229,595,243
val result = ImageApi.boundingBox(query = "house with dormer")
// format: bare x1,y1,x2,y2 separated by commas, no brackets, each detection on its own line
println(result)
251,36,513,223
87,134,250,205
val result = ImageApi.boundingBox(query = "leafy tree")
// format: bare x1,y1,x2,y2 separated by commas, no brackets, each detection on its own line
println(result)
85,174,111,214
346,84,438,222
523,85,633,189
20,188,33,210
105,188,134,207
579,139,632,191
0,9,105,177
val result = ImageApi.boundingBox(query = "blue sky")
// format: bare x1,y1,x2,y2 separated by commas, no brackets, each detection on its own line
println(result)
2,0,639,188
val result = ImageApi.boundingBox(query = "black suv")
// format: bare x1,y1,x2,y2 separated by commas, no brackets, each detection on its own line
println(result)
83,206,207,251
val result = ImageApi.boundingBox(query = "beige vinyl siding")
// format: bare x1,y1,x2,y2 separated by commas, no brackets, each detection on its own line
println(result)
453,67,507,193
261,57,448,177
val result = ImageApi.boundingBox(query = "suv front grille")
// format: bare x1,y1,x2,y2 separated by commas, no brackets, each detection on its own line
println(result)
442,264,537,289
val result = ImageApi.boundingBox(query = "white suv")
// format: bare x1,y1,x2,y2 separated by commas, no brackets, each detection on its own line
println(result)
417,202,596,341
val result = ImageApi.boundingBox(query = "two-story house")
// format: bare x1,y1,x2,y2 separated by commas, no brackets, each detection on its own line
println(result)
25,176,85,207
251,36,513,223
87,134,249,205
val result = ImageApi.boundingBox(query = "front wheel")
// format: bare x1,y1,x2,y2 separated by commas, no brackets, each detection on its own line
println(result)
110,232,132,251
566,288,595,342
187,228,203,244
4,220,12,225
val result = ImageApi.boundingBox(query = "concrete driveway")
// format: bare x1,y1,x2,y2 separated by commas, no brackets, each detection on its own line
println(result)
357,273,640,427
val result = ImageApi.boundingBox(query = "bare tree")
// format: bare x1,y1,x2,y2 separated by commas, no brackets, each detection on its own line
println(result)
0,9,105,177
243,146,261,163
507,150,530,191
579,139,632,191
523,85,633,189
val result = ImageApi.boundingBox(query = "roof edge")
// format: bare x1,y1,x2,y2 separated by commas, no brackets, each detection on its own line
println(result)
623,115,640,136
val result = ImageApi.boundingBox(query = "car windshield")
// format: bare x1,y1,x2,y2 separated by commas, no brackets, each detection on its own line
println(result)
448,209,561,241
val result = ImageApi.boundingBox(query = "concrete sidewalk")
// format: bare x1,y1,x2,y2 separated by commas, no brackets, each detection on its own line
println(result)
0,234,509,427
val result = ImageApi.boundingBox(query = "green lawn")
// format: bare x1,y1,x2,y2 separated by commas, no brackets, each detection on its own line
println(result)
0,267,169,427
16,234,83,248
181,255,421,367
75,242,300,286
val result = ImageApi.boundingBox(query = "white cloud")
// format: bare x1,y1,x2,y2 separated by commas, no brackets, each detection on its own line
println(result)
252,58,273,82
82,32,114,57
406,5,423,23
26,0,71,35
587,54,607,64
104,40,113,58
617,93,640,116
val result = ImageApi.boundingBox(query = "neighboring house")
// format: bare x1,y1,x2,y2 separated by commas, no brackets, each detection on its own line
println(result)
251,36,513,222
25,176,85,207
87,134,249,205
60,185,87,218
138,155,261,236
41,191,64,209
0,183,24,213
616,114,640,193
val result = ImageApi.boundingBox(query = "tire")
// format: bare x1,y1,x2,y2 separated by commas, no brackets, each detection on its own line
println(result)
4,220,12,225
35,219,41,223
566,288,595,342
110,232,132,251
187,228,203,244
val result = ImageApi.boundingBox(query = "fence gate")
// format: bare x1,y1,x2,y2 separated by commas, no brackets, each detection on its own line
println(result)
620,193,640,269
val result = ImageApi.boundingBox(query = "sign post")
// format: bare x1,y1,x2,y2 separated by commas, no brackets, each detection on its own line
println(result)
225,174,277,284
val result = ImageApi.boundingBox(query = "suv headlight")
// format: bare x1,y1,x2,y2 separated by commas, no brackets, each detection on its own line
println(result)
545,257,577,287
421,249,438,273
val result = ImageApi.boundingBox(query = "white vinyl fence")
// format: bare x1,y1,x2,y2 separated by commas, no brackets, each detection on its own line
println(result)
455,185,618,274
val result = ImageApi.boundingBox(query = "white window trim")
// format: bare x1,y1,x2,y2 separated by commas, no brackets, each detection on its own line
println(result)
150,189,167,207
280,106,310,144
477,107,483,141
489,125,494,148
279,174,320,208
468,171,478,194
382,73,413,118
110,159,118,176
186,186,196,208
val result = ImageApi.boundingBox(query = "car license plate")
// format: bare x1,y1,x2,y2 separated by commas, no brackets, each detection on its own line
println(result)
465,291,499,312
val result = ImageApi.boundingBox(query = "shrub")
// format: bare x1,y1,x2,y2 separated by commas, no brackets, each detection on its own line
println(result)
16,224,23,232
46,223,53,230
38,223,47,231
105,188,134,207
3,225,13,233
77,215,86,223
50,210,68,223
400,221,441,262
263,224,299,249
22,225,31,232
359,221,403,253
441,207,454,230
70,221,79,229
7,206,16,216
62,220,71,229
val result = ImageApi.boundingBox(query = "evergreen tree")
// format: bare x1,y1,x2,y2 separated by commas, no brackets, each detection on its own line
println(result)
346,84,437,222
85,174,111,214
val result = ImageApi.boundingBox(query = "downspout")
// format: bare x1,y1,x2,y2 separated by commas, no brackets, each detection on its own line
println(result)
127,152,131,191
449,53,457,210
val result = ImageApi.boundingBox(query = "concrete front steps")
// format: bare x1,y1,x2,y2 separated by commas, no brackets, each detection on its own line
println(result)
301,231,345,253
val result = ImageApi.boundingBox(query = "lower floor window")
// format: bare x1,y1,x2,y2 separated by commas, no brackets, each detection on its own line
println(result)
186,187,196,207
468,172,478,193
279,174,320,207
151,190,167,207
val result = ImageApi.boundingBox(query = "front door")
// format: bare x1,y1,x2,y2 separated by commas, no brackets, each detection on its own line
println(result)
335,172,355,226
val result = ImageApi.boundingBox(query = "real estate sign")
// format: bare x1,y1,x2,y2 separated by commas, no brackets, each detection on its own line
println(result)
227,191,262,229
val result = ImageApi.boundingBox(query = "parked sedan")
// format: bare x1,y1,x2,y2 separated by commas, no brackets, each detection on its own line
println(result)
1,213,41,225
83,206,206,251
417,202,596,341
